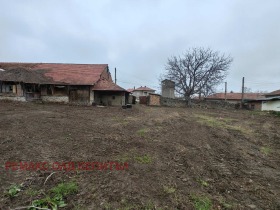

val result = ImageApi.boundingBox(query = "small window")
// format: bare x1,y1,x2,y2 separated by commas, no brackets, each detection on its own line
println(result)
9,85,13,92
112,96,115,100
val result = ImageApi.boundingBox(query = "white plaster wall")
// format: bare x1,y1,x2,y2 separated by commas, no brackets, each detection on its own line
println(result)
262,100,280,111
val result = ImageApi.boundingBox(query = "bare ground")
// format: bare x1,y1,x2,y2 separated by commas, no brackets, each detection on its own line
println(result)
0,101,279,210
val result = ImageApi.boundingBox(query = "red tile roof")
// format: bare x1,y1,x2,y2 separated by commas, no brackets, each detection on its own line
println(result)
206,93,264,100
92,78,126,92
0,62,108,85
265,89,280,96
134,86,155,91
126,88,134,93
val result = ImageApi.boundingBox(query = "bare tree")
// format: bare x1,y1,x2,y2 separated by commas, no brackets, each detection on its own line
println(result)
163,48,233,104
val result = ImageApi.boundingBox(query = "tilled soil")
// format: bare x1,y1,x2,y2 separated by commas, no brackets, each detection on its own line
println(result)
0,101,279,210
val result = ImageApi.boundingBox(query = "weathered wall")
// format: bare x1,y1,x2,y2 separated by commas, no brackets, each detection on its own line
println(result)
41,96,69,103
160,97,186,107
161,80,175,98
148,94,161,106
262,100,280,111
0,96,26,102
94,92,124,106
193,100,236,109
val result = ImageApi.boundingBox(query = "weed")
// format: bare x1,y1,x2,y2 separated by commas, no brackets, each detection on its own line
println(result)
29,195,67,210
260,146,271,155
29,182,78,210
163,186,176,194
191,194,212,210
198,180,209,187
134,154,152,164
7,184,21,198
137,128,149,137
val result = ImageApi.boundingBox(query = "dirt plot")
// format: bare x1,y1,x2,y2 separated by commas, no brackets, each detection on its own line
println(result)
0,101,280,210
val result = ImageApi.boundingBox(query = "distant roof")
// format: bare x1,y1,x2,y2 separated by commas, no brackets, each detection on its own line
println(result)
246,96,280,102
265,89,280,96
127,88,134,93
206,92,264,100
0,62,108,85
134,86,155,91
92,78,126,92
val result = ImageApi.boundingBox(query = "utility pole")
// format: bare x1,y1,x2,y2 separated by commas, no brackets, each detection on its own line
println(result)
241,77,245,108
115,67,117,84
224,82,227,101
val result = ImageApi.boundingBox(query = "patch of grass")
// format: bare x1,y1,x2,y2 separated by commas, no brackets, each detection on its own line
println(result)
191,194,212,210
198,179,209,187
136,128,149,137
29,195,67,210
25,188,40,197
29,182,78,210
270,111,280,117
51,182,78,196
163,186,176,194
260,146,271,155
195,114,250,134
134,154,152,164
7,184,21,198
117,154,130,163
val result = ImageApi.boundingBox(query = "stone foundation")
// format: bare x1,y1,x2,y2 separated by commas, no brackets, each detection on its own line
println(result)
41,96,69,103
0,96,26,102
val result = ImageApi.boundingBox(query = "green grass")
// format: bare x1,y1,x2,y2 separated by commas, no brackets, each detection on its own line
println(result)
29,182,78,210
134,154,152,164
191,194,212,210
50,182,78,196
270,111,280,117
7,184,21,198
137,128,149,137
260,146,271,155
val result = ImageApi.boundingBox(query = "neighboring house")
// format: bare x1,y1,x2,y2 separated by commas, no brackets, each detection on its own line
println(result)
205,92,263,104
246,89,280,111
0,62,127,106
161,79,175,98
129,86,155,101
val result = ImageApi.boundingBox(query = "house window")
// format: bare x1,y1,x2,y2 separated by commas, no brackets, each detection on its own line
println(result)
144,92,147,95
112,96,115,100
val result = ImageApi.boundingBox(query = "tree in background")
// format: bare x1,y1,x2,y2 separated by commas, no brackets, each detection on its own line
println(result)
163,48,233,104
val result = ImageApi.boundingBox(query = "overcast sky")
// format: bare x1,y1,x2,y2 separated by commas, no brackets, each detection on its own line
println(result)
1,0,279,93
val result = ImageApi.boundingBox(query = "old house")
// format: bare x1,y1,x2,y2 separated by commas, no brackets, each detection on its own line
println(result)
246,89,280,111
0,62,127,106
205,92,263,104
130,86,156,101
